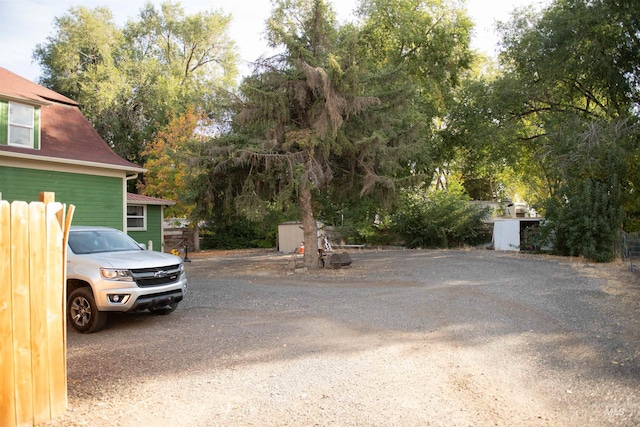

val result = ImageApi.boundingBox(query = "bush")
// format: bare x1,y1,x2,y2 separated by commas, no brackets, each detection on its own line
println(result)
315,196,400,246
200,212,283,250
540,178,624,262
391,183,490,249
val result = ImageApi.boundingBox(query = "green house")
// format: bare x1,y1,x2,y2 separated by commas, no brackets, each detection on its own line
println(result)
0,67,173,251
126,192,175,252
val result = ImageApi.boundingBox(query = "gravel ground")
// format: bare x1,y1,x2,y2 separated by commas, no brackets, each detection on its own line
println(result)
40,248,640,426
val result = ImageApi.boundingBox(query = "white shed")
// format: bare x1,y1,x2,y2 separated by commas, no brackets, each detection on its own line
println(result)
277,221,324,253
493,218,543,251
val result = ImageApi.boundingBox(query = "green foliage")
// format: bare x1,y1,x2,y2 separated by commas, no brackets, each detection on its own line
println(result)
541,177,624,262
357,0,473,91
499,0,640,117
349,0,474,190
191,0,476,264
315,195,398,246
440,64,551,207
200,218,268,249
625,147,640,232
351,213,396,246
444,0,640,266
200,207,289,250
34,6,123,100
391,179,489,248
34,1,238,165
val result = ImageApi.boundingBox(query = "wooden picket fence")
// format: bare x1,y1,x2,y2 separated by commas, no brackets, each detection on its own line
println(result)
0,193,74,427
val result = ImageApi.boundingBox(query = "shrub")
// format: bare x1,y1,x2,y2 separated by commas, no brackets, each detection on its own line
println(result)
540,178,624,262
391,182,490,248
200,211,284,250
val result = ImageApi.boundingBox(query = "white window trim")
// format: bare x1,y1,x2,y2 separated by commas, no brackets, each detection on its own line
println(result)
127,204,147,231
8,102,35,148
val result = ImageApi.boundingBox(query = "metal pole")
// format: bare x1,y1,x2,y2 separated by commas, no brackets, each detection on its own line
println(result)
184,243,191,262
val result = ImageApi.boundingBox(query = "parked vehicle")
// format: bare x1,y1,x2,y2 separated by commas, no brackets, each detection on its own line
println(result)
66,226,187,333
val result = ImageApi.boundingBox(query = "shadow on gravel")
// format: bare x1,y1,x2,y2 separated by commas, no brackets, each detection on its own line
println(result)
65,249,640,417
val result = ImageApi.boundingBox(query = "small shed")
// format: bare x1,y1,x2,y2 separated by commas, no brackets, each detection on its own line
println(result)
278,221,324,253
493,218,543,251
126,193,175,252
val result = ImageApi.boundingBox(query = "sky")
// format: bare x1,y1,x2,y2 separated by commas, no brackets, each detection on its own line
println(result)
0,0,549,82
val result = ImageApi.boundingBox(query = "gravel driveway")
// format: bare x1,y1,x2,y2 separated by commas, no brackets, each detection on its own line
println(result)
42,249,640,426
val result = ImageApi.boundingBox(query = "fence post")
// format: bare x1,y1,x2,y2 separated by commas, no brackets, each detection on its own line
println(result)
0,193,74,427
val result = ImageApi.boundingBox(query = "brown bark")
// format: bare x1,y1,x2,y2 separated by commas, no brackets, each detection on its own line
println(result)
299,176,319,270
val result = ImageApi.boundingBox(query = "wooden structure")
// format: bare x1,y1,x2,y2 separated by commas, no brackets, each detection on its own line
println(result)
0,192,74,427
164,226,200,254
277,221,324,253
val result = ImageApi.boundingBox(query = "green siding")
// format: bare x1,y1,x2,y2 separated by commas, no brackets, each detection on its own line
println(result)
0,166,124,229
0,101,7,145
128,205,164,251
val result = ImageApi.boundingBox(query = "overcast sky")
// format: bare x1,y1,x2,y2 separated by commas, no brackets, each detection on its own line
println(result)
0,0,549,82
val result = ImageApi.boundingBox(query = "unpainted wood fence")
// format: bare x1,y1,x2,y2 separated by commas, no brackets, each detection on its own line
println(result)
0,193,74,427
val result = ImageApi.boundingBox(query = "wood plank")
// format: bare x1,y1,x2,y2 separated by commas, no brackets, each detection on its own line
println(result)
47,202,68,417
39,193,55,204
10,201,34,426
0,200,16,427
29,201,51,424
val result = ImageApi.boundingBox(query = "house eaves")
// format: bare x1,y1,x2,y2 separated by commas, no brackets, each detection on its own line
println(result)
0,149,146,176
0,92,52,107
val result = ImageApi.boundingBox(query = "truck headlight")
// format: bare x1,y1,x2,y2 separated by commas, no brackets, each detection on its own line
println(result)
100,268,134,281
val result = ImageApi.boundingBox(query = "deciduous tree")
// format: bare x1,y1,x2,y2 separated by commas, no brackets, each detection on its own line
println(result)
34,1,238,165
457,0,640,259
139,107,209,218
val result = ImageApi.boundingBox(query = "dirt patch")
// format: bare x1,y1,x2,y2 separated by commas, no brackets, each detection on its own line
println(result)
570,258,640,296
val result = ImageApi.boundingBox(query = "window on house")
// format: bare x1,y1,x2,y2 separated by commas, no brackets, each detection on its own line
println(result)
8,102,35,148
127,205,146,230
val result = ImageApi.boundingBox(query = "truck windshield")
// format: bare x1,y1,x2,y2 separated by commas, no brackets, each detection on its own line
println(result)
68,230,143,254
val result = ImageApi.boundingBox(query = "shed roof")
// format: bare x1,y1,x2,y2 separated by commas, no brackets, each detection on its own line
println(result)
127,192,175,206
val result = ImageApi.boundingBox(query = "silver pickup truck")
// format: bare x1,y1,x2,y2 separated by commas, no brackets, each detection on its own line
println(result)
66,226,187,333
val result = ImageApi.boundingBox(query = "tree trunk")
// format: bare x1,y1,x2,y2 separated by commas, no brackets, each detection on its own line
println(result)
299,179,319,269
192,224,200,252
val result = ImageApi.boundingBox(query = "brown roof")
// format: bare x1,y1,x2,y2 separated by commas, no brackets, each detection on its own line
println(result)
0,67,144,174
127,192,175,206
0,67,77,106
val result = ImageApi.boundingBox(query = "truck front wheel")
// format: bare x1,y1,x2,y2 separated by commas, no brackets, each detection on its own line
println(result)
68,287,108,333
